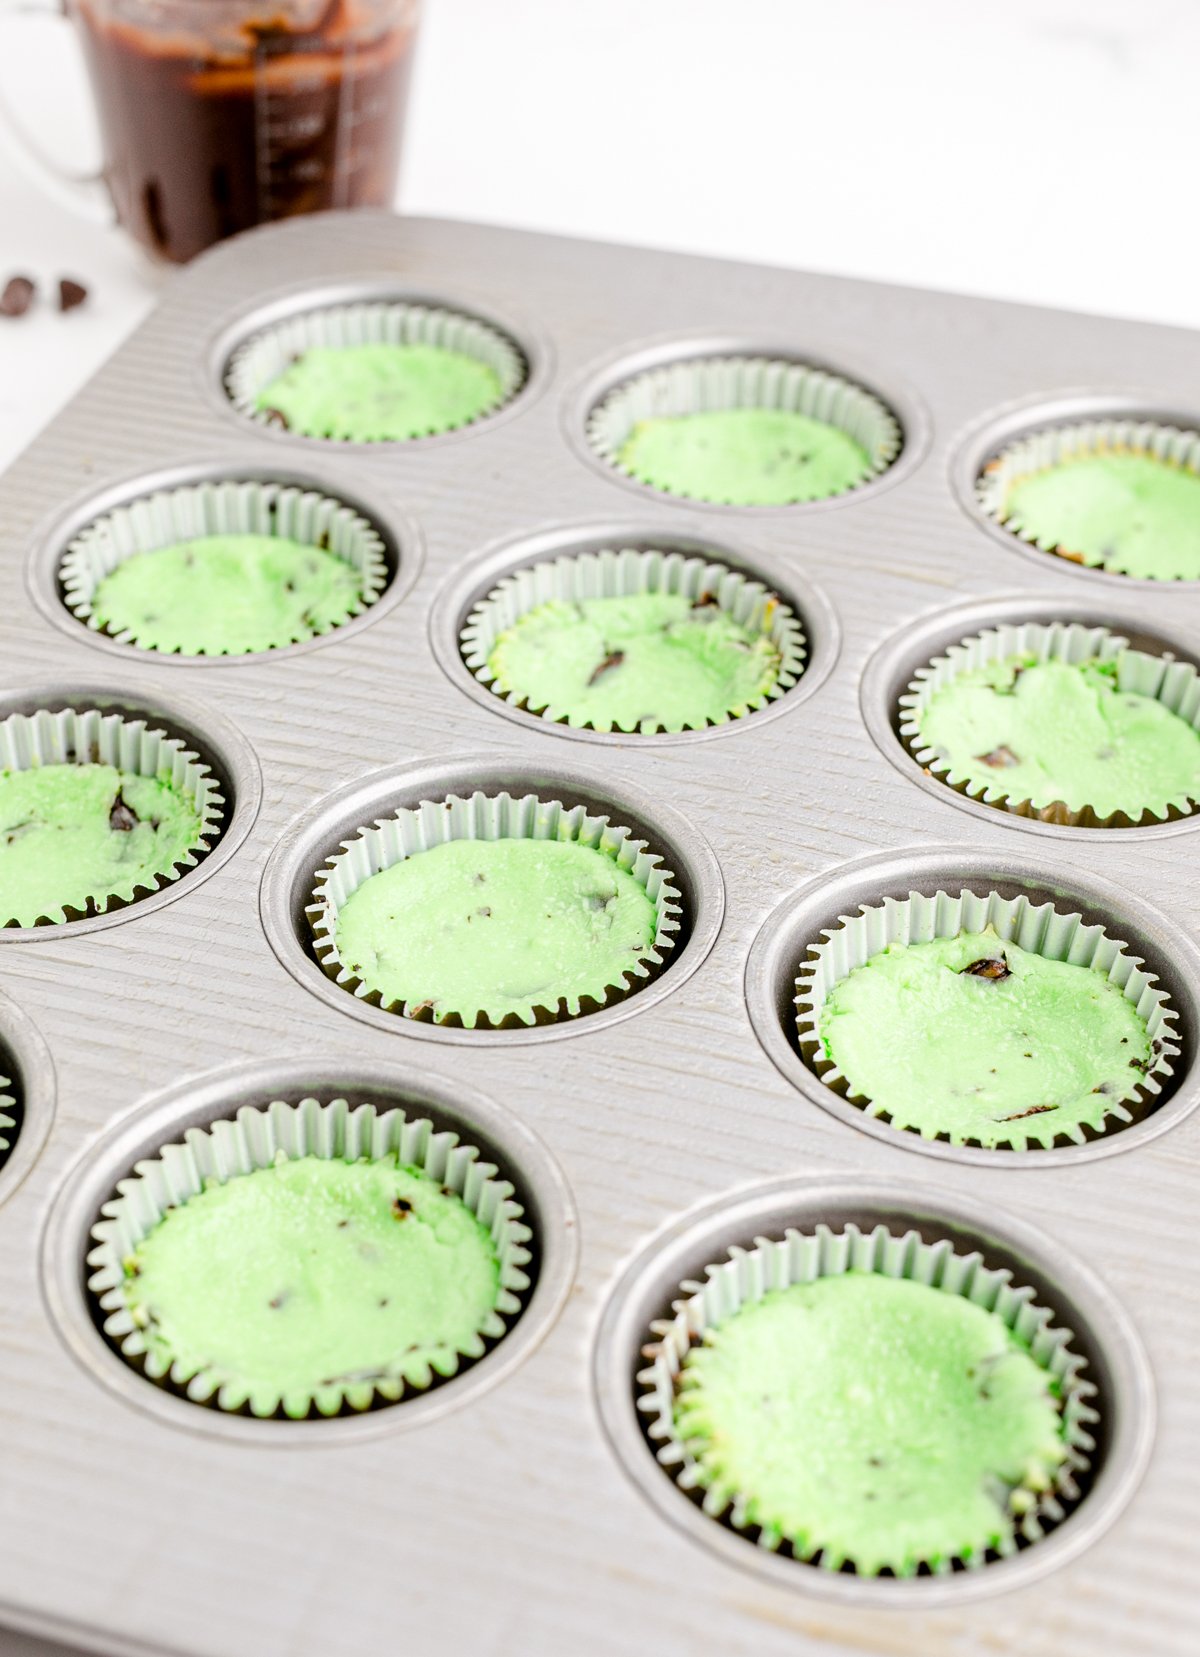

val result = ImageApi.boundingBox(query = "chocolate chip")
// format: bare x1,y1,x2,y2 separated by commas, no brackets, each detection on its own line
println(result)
1,276,35,318
268,1292,289,1309
108,791,139,832
962,956,1010,981
976,745,1019,769
391,1197,413,1219
58,278,88,312
261,406,290,429
996,1104,1057,1122
587,650,625,686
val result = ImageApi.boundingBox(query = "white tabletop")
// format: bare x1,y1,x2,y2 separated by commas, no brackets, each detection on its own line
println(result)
2,0,1199,475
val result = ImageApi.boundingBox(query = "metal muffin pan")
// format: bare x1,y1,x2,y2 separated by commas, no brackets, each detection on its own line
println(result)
0,211,1197,1657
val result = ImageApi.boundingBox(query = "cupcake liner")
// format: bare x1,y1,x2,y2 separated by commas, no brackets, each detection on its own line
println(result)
0,705,224,927
637,1220,1097,1575
460,546,808,733
587,356,901,500
60,478,389,656
900,620,1200,827
0,1071,15,1159
976,418,1200,578
308,789,683,1028
794,886,1179,1151
86,1094,533,1419
225,300,527,439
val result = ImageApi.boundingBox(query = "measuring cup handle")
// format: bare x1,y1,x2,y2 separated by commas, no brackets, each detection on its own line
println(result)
0,0,112,225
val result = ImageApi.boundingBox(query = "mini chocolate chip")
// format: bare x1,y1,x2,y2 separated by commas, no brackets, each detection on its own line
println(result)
976,745,1019,769
587,650,625,686
108,791,139,832
58,277,88,312
267,1292,290,1309
996,1104,1057,1122
1,275,35,317
391,1196,413,1218
336,1218,349,1228
261,406,290,429
962,956,1010,981
378,1297,389,1308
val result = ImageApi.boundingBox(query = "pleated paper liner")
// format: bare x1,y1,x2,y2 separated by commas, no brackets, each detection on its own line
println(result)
59,478,389,657
460,545,808,734
587,355,902,504
224,299,527,440
976,417,1200,580
308,789,682,1028
0,705,224,927
794,887,1178,1152
0,1071,15,1162
899,620,1200,827
637,1220,1096,1577
87,1094,532,1419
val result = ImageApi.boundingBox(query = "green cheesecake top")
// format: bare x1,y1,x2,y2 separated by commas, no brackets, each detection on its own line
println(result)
816,926,1153,1148
998,449,1200,580
616,408,873,505
0,1073,14,1157
485,591,783,732
0,762,206,927
121,1154,502,1416
332,836,660,1027
89,534,366,656
914,652,1200,820
254,342,505,441
674,1272,1068,1575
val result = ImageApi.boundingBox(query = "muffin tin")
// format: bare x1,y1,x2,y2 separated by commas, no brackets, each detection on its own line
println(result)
0,211,1198,1657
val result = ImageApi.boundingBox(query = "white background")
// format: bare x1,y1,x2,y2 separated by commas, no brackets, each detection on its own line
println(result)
1,0,1200,471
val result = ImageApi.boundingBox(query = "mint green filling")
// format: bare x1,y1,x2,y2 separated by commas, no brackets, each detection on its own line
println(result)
332,837,659,1026
0,762,205,927
122,1155,501,1416
255,342,504,441
916,653,1200,820
486,591,782,732
1001,451,1200,580
818,927,1152,1148
675,1273,1067,1575
91,534,365,656
617,408,872,505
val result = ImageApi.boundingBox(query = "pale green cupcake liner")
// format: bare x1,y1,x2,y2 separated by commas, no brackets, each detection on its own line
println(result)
225,300,527,441
0,1071,15,1160
794,887,1178,1151
87,1094,533,1420
637,1221,1096,1576
60,478,389,657
587,355,901,503
461,545,808,734
308,789,682,1028
976,418,1200,579
0,705,225,927
900,620,1200,827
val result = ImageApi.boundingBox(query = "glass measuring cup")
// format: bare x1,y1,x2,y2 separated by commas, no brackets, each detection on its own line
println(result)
0,0,420,263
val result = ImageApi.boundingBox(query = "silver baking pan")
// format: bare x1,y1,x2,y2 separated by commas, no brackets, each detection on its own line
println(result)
0,210,1197,1657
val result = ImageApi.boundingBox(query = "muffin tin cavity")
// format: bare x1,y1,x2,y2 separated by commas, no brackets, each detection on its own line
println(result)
862,593,1200,840
0,993,55,1208
215,283,534,445
430,522,839,745
953,394,1200,584
0,685,260,937
574,337,915,510
260,755,723,1044
594,1177,1153,1606
42,1058,576,1442
29,463,412,665
745,846,1200,1165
